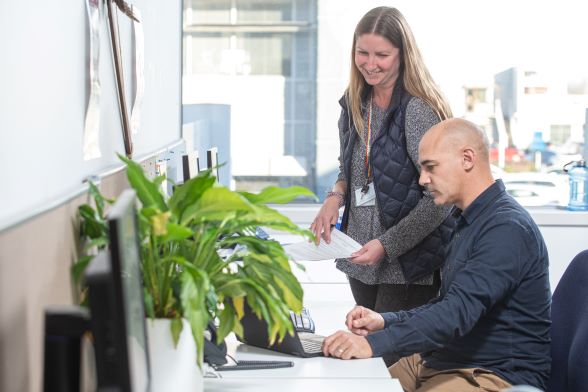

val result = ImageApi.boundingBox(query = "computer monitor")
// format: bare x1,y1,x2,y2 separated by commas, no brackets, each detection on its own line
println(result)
182,151,200,182
86,189,150,392
206,147,218,181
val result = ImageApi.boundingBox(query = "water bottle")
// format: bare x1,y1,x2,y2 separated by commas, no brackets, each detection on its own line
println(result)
564,160,588,211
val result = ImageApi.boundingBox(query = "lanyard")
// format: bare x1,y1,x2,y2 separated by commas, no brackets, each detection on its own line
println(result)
362,94,373,194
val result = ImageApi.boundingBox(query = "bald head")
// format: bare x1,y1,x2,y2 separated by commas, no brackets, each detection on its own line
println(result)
418,118,494,209
423,118,490,163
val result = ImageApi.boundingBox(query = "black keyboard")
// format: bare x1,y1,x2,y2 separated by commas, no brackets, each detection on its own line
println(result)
290,307,315,333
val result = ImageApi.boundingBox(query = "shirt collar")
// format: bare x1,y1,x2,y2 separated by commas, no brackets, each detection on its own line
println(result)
457,179,506,226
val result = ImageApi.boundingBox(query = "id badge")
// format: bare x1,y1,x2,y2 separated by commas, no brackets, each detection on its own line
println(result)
354,183,376,206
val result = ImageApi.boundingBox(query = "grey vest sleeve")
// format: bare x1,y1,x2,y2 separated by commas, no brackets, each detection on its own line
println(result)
378,97,452,260
336,107,348,184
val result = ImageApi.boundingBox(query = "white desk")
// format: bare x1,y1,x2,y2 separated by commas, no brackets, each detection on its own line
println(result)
203,339,402,390
217,338,391,379
205,377,402,391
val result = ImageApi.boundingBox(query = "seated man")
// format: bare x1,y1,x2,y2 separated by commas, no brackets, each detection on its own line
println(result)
322,118,551,391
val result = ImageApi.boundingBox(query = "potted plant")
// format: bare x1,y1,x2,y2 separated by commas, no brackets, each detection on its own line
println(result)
74,155,316,371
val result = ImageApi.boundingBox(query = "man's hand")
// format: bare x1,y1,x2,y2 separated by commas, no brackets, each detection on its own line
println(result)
345,306,385,336
350,239,385,265
322,330,373,359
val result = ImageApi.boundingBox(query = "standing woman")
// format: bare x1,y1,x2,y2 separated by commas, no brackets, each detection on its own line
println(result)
311,7,453,315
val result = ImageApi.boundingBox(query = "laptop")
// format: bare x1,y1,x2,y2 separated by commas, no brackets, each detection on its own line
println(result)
238,306,326,357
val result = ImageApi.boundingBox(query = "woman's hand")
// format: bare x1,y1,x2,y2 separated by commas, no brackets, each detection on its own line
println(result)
350,239,385,265
310,197,340,245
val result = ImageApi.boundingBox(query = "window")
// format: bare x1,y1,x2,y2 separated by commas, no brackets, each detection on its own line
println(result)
183,0,317,193
465,87,487,111
524,86,548,94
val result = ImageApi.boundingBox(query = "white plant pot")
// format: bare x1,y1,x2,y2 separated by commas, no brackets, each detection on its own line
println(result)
146,318,203,392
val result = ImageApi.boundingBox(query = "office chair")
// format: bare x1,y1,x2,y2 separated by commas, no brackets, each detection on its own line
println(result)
548,249,588,392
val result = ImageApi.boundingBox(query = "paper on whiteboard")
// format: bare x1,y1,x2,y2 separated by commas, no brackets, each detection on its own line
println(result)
83,0,102,160
130,6,144,135
283,228,362,261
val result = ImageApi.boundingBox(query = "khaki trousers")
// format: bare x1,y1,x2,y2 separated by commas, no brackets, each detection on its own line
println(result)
389,354,512,392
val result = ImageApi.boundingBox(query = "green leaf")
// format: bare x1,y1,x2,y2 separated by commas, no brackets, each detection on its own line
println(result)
140,206,161,219
181,187,253,225
170,318,183,347
118,154,167,211
217,304,236,343
72,255,93,283
216,279,248,299
153,175,167,188
274,278,303,313
168,172,216,221
234,204,314,240
232,318,244,339
78,204,97,219
78,204,107,239
239,186,317,205
240,278,294,340
143,289,155,319
233,296,245,320
179,266,211,365
88,181,113,217
220,237,289,266
160,223,194,243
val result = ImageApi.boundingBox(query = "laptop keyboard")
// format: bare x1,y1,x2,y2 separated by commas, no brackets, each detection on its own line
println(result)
298,332,325,354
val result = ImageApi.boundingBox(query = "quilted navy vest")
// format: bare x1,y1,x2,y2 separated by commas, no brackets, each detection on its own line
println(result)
338,86,453,283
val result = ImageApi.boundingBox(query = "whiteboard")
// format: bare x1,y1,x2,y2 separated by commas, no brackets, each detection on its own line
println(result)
0,0,182,229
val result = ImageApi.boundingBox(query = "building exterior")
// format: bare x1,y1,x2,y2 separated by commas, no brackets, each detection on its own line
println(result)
495,67,588,152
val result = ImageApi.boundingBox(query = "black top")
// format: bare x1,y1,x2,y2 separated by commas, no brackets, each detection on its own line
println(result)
366,180,551,389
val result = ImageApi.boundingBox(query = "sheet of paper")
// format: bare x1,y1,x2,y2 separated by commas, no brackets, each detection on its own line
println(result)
283,228,362,261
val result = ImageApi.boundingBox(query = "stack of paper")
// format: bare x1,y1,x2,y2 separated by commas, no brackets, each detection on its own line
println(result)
283,229,362,261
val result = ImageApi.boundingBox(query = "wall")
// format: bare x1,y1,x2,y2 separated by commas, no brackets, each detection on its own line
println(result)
0,1,182,390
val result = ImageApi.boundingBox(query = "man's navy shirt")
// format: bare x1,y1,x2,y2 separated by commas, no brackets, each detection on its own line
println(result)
366,180,551,389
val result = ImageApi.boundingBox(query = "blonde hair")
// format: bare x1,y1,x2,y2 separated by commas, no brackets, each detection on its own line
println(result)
346,7,452,136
